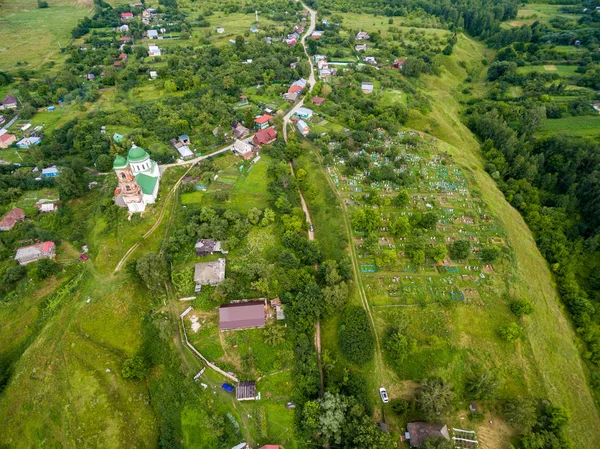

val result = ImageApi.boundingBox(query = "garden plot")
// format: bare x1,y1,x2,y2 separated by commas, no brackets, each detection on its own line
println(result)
333,134,509,308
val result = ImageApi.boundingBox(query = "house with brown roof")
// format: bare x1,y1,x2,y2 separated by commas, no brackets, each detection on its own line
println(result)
232,121,250,139
253,127,277,147
219,300,266,330
0,133,16,148
0,95,17,110
311,96,326,106
15,241,56,265
0,208,25,231
406,422,450,447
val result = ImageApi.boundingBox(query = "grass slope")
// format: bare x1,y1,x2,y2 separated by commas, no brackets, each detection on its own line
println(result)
0,0,91,72
409,33,600,447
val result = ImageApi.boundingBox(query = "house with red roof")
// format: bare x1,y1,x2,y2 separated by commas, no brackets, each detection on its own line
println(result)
121,12,134,20
288,84,303,94
253,127,277,147
0,208,25,231
15,241,56,265
118,36,132,43
118,53,128,60
253,114,274,130
259,445,280,449
0,133,16,148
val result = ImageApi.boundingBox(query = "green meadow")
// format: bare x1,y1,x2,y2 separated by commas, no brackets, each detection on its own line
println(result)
0,0,91,72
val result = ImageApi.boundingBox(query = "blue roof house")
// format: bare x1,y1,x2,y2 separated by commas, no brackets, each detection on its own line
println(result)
42,166,59,178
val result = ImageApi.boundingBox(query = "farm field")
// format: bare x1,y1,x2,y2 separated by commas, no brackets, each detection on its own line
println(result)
506,3,581,27
516,64,580,76
0,0,91,72
538,115,600,137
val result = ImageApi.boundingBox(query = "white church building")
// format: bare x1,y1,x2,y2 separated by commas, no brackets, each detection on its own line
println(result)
113,145,161,213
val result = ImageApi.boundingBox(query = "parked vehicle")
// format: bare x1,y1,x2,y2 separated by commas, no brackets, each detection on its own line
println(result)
221,383,235,393
379,387,389,403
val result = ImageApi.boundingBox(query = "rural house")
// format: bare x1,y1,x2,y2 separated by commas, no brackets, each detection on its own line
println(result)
406,422,450,447
42,166,59,178
0,95,17,110
147,29,158,39
148,44,161,56
219,300,266,330
232,121,250,139
253,114,274,130
195,239,227,256
361,82,374,94
295,107,313,119
121,12,134,20
233,139,254,160
356,31,370,40
253,127,277,147
36,202,58,213
194,258,226,292
311,96,326,106
15,241,56,265
0,208,25,231
297,119,310,136
0,133,16,148
354,44,367,52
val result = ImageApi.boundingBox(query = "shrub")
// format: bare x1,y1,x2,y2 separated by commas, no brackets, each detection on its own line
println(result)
498,322,522,342
122,356,149,380
418,377,454,418
449,239,471,260
339,306,374,365
510,298,534,317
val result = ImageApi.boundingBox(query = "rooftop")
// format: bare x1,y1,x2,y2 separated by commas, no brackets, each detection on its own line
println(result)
219,300,265,330
407,422,449,447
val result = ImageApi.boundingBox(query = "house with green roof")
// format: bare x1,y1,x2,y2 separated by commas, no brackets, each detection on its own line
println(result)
113,145,161,213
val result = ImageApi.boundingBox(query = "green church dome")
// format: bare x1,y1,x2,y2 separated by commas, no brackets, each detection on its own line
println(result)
113,155,128,169
127,145,149,162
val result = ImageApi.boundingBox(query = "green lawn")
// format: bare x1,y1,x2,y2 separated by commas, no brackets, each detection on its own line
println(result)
182,155,271,211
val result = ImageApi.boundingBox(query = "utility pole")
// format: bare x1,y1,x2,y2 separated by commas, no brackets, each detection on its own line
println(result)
255,10,258,23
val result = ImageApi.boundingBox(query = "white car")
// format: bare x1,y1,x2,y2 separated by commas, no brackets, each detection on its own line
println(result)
379,387,389,403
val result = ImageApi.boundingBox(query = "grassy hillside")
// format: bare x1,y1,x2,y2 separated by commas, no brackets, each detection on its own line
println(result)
409,34,600,447
0,0,91,72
